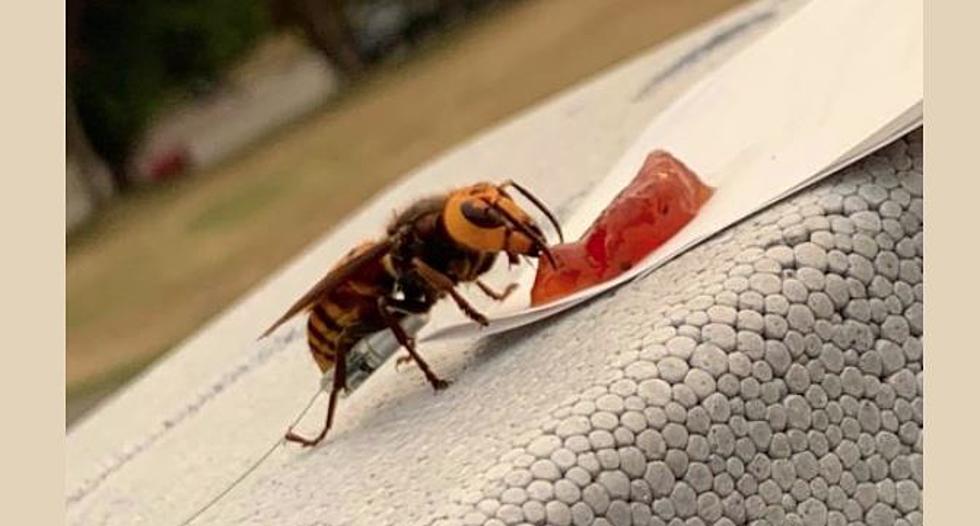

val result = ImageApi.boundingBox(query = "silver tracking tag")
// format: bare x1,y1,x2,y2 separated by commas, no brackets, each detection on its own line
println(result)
334,314,430,392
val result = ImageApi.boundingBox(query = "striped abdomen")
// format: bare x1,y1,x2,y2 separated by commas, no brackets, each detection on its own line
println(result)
306,303,345,373
306,259,394,373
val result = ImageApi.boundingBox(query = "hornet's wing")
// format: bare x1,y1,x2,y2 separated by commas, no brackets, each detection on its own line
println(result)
259,238,394,339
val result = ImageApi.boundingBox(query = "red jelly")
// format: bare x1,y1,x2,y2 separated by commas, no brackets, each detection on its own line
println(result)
531,150,714,306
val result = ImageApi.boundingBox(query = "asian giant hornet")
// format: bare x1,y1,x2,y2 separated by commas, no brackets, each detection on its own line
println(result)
259,181,563,447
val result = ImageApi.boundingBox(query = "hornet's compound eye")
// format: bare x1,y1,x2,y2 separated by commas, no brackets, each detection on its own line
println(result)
460,200,505,229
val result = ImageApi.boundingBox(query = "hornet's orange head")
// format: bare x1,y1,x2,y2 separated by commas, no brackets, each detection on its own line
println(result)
442,181,564,266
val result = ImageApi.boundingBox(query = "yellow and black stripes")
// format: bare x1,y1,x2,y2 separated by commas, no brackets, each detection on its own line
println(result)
305,269,395,373
307,304,341,373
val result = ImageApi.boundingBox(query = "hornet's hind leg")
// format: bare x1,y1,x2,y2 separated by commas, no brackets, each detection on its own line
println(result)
285,348,347,447
378,296,450,391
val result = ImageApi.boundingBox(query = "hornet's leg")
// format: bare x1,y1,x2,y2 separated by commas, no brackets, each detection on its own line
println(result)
411,258,489,326
476,280,518,301
374,297,430,371
378,296,450,390
394,353,413,371
285,348,347,447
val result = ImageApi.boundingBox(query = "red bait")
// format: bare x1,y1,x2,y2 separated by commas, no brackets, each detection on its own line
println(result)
531,150,714,306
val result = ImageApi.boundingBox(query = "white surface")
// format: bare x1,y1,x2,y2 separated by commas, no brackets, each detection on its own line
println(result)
65,2,812,524
425,0,923,343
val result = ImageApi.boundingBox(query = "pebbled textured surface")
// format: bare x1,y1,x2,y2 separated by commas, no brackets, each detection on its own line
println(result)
438,129,924,526
65,2,924,525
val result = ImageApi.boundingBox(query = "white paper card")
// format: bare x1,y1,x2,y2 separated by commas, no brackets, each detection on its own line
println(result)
422,0,922,343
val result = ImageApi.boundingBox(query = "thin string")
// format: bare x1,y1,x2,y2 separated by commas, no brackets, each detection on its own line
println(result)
175,385,324,526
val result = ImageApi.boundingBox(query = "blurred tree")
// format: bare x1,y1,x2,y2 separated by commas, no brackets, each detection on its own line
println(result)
67,0,493,192
67,89,114,201
268,0,364,77
268,0,477,76
67,0,115,198
68,0,271,187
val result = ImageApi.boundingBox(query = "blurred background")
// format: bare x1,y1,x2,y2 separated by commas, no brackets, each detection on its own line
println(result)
66,0,746,426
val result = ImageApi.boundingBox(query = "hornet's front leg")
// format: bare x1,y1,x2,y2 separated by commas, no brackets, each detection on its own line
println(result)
378,296,450,390
476,280,518,301
411,258,489,326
